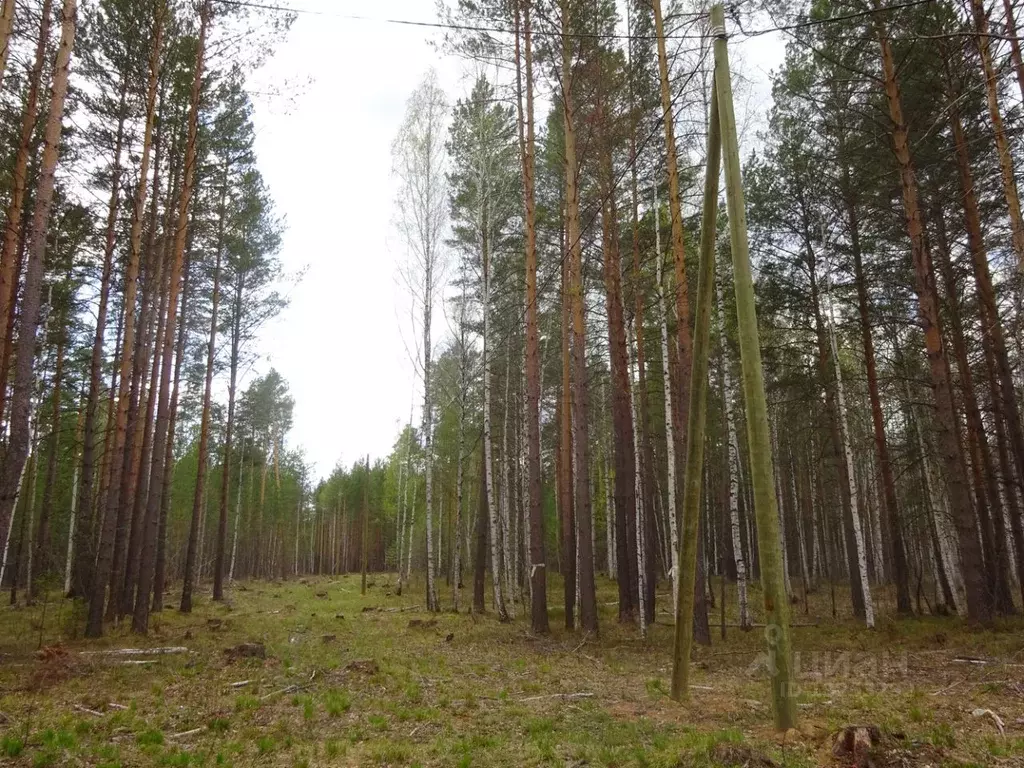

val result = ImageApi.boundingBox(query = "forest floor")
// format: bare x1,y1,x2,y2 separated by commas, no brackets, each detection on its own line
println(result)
1,576,1023,767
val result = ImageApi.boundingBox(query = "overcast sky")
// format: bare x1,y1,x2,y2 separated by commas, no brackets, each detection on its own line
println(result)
243,1,783,480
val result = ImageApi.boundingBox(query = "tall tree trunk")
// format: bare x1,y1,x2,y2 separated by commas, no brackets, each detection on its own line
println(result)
85,2,165,635
117,248,167,618
0,0,52,432
482,202,506,620
599,108,639,627
969,0,1024,273
33,306,67,594
132,0,208,634
473,448,487,613
651,2,694,623
930,204,1015,613
0,0,77,599
823,254,874,627
654,184,680,614
215,268,244,600
874,16,990,622
946,76,1024,605
562,0,596,633
843,160,910,613
63,407,84,595
0,0,16,86
182,181,225,612
153,255,190,610
716,272,749,627
672,77,720,697
72,76,128,598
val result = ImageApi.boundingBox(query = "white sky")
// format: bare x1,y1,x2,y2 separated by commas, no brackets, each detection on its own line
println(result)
243,1,783,479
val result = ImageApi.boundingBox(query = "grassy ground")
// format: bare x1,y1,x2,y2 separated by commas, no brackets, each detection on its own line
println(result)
1,575,1022,767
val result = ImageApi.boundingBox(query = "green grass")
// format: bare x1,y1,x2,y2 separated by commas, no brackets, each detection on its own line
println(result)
1,575,1021,766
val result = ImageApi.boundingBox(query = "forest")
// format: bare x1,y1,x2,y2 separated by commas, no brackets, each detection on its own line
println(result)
1,0,1024,766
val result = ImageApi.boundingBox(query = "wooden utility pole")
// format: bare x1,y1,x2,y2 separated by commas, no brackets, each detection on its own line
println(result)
709,4,796,730
672,76,720,702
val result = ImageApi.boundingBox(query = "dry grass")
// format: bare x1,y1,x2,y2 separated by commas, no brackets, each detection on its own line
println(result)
1,576,1022,767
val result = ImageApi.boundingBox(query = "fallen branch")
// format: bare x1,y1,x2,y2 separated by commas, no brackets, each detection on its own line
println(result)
81,647,189,657
972,708,1006,736
259,672,315,702
229,680,252,689
519,692,594,702
570,632,590,654
107,703,128,711
120,660,158,666
73,704,104,717
169,728,205,740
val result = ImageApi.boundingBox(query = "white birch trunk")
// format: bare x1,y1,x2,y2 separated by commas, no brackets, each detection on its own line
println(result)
500,345,515,615
453,287,468,611
869,466,885,583
911,396,966,615
63,461,80,595
716,275,749,627
406,479,417,579
482,222,507,620
793,469,810,594
229,446,245,583
627,316,648,635
824,259,874,628
0,421,33,587
654,183,679,614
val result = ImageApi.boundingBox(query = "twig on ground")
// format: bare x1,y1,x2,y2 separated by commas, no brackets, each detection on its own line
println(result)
571,632,590,654
519,692,594,702
73,704,104,717
81,647,190,656
229,680,252,688
169,727,205,740
107,703,128,710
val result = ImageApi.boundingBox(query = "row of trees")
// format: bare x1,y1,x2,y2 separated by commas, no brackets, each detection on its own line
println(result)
379,0,1024,655
0,0,299,637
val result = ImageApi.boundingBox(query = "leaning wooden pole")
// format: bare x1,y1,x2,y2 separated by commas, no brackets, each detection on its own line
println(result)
711,4,796,730
671,75,720,702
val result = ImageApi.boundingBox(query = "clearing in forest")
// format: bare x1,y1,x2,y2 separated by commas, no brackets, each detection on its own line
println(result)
1,577,1022,767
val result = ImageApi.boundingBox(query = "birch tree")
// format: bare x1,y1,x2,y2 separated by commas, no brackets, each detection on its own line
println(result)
394,70,448,613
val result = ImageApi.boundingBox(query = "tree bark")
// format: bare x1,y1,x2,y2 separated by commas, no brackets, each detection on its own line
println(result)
969,0,1024,274
843,160,910,613
0,0,16,86
0,0,52,432
132,0,209,634
562,0,596,633
182,177,226,612
72,76,128,598
599,103,639,627
716,272,749,627
86,1,165,635
946,78,1024,606
33,303,67,594
930,204,1015,613
0,0,77,602
874,15,991,623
